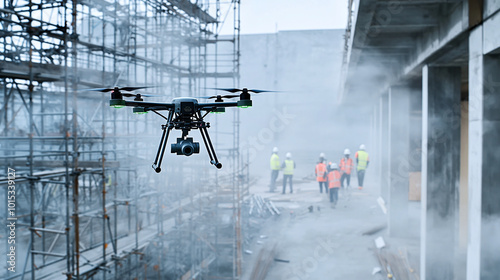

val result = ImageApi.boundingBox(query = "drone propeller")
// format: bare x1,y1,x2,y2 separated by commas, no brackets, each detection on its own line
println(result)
122,93,161,98
79,86,152,92
199,94,240,100
208,87,277,94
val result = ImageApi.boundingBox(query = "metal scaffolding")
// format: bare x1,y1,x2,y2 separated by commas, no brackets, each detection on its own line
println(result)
0,0,247,279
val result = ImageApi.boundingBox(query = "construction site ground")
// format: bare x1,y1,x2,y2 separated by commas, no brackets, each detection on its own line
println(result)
241,176,421,280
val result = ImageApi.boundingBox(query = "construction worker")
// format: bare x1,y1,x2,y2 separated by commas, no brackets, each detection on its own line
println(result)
281,152,296,194
327,163,341,207
269,147,280,192
339,149,353,189
355,144,370,190
315,153,328,194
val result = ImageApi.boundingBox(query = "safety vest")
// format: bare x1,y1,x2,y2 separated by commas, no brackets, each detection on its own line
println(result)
340,157,353,175
270,153,281,170
327,170,341,188
356,150,369,171
315,162,327,182
105,175,112,187
283,160,294,175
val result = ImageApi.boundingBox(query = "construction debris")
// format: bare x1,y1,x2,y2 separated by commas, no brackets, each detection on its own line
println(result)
373,240,420,280
250,195,282,216
375,236,386,249
363,224,387,236
269,201,281,215
377,197,388,214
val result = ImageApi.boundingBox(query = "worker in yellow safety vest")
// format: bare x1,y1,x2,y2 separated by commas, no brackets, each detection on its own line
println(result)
355,144,370,190
281,152,296,194
269,147,280,192
315,153,328,194
339,148,354,189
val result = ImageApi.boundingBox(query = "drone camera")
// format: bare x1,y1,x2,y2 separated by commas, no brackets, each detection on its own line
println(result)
171,137,200,156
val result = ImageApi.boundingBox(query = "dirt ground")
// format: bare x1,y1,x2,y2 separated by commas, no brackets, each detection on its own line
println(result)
241,177,403,280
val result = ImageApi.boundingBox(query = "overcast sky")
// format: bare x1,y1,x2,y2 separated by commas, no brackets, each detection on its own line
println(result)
218,0,348,35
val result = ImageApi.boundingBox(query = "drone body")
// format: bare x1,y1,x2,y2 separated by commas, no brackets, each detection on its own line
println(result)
99,87,271,173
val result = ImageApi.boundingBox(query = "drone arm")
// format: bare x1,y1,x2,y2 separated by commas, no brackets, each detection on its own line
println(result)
124,101,175,110
199,102,239,110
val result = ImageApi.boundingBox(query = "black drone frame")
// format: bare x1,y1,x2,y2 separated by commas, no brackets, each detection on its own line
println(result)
121,99,242,173
100,87,269,173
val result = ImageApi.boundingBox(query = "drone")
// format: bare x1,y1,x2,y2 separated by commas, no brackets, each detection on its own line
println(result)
90,86,272,173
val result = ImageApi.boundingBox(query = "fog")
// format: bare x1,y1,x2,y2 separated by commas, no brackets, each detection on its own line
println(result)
3,0,498,279
211,30,371,181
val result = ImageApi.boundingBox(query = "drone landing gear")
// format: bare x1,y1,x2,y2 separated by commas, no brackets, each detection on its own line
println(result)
199,123,222,169
152,124,173,173
152,111,174,173
151,111,223,173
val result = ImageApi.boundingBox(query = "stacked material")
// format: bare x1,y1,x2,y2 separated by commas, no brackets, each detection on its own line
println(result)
249,195,281,216
373,237,419,280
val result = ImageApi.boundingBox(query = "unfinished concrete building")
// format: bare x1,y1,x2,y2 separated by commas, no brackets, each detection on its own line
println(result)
0,0,248,279
342,0,500,279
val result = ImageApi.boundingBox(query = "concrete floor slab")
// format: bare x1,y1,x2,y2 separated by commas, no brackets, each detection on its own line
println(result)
242,179,391,280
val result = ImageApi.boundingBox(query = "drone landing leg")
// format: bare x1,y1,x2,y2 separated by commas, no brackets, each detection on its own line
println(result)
152,111,173,173
199,126,222,169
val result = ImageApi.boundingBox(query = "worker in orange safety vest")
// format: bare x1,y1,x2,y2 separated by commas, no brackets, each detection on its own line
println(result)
339,148,354,189
327,163,341,207
315,153,328,194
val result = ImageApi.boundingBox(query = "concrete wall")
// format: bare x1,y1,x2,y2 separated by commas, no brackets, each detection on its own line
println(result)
343,1,500,279
217,30,365,179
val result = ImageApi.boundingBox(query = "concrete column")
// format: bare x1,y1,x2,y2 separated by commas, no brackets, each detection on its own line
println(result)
388,86,410,237
379,93,389,201
421,65,461,280
467,26,500,280
409,87,422,174
371,103,380,190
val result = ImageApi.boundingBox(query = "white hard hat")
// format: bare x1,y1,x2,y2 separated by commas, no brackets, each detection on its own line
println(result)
359,144,366,150
330,163,338,169
286,152,292,158
319,152,325,158
273,147,279,153
344,148,350,155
